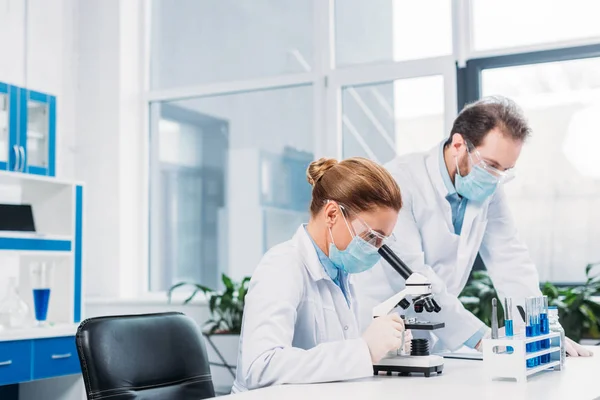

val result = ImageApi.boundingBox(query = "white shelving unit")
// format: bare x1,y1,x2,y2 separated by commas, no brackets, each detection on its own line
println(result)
0,169,84,387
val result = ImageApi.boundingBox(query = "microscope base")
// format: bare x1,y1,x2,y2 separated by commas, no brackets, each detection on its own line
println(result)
374,355,444,378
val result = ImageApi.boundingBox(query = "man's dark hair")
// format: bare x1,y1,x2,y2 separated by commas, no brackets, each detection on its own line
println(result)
447,96,531,147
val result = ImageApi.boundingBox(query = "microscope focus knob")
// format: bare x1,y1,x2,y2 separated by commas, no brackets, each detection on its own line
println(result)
398,298,411,309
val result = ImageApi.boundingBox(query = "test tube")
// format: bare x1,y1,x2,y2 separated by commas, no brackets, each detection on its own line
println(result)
504,297,514,337
540,296,550,363
525,297,538,368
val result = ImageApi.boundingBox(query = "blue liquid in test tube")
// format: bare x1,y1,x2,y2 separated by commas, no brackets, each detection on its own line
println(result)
504,298,514,337
525,297,539,368
540,296,550,363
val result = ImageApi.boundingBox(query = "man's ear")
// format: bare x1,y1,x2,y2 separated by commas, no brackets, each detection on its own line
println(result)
450,133,466,155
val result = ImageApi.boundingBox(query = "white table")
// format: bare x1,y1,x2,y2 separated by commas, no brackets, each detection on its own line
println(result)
220,347,600,400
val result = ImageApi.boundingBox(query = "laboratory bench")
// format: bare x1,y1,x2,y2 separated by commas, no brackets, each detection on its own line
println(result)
218,346,599,400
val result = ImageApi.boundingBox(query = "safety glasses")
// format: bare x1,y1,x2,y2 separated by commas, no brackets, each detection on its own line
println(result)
463,138,515,184
337,203,396,250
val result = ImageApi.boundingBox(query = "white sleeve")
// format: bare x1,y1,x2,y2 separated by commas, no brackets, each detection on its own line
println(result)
239,254,373,390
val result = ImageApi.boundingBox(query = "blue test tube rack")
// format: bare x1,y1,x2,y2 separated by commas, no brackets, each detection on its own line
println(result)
482,331,563,383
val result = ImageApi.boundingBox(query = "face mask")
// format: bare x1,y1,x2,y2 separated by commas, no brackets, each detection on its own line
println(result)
329,229,381,274
455,156,499,203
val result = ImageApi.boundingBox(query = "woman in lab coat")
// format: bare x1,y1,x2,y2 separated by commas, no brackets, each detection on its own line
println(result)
231,157,407,393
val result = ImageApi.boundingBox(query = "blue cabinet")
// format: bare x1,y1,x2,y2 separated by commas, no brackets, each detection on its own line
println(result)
19,89,56,176
0,83,18,172
32,337,80,380
0,337,80,385
0,82,56,176
0,340,31,386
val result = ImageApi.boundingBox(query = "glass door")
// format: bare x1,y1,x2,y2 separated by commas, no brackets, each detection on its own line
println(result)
0,89,8,170
0,82,14,171
24,90,51,175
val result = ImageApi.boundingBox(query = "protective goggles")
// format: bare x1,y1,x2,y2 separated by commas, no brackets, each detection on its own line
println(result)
336,203,396,250
464,137,515,184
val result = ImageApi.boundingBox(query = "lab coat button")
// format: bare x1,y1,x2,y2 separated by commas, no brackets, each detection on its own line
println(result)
344,325,349,331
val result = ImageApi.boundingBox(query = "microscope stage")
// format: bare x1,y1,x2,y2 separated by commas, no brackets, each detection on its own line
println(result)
374,355,444,378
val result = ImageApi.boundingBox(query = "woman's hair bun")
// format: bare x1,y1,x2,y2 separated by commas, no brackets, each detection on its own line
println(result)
306,158,338,186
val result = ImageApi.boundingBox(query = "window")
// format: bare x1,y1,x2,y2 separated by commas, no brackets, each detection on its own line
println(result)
472,0,600,51
150,0,314,89
145,1,600,294
479,56,600,282
342,76,446,164
149,86,314,291
334,0,452,66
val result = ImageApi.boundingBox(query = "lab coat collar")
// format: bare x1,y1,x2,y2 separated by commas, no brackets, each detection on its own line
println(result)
438,141,457,197
426,143,451,201
425,144,455,233
294,225,330,282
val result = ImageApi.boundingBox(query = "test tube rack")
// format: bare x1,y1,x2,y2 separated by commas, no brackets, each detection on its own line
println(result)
482,331,562,383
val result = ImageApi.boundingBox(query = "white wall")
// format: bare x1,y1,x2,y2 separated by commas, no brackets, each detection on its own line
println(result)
75,0,145,299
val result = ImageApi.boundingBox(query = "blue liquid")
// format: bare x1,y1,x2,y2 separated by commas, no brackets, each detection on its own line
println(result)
540,313,549,334
504,319,514,336
533,323,541,351
540,313,550,363
526,325,534,353
33,288,51,322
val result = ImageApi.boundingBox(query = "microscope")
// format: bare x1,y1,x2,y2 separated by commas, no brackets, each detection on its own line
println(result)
372,245,445,377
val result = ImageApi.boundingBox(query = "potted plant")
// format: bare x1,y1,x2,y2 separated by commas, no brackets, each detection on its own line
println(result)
168,274,250,394
459,263,600,342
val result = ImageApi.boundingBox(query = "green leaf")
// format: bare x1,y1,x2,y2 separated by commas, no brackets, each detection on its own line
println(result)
209,294,218,314
579,303,598,325
183,288,200,304
166,282,192,303
222,274,234,291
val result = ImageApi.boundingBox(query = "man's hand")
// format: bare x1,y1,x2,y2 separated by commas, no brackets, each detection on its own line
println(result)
565,337,594,357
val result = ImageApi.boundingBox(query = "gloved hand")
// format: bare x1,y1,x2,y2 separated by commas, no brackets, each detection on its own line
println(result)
362,314,405,363
565,337,594,357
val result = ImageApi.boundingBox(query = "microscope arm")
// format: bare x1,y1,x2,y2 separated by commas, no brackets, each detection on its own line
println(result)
373,288,411,318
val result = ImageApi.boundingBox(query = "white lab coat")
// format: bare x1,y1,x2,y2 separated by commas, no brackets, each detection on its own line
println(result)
231,225,372,393
355,144,541,351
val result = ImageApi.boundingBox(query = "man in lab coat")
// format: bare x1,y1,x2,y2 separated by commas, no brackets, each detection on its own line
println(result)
356,96,592,356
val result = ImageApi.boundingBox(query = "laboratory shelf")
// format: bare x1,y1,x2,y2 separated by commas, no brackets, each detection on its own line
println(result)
0,323,78,342
525,360,560,376
0,236,72,252
0,170,80,187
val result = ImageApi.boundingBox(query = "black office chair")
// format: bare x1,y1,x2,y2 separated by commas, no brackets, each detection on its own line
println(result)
76,312,215,400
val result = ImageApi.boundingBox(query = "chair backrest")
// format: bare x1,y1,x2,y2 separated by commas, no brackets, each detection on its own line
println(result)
76,312,215,400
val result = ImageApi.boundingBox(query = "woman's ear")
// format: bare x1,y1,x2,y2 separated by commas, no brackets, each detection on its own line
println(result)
324,201,339,228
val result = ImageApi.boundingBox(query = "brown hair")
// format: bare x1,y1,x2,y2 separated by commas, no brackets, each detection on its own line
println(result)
447,95,531,147
306,157,402,216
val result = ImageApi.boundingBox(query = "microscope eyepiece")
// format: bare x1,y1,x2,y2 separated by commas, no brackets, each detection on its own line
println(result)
431,298,441,313
423,298,435,313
